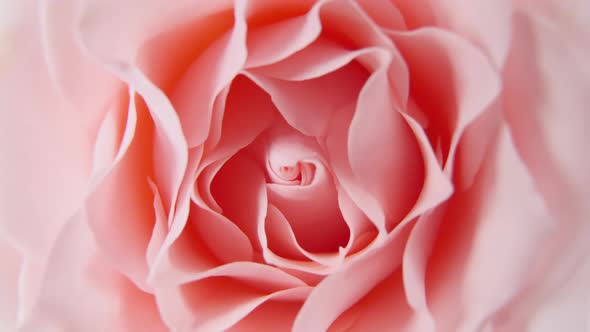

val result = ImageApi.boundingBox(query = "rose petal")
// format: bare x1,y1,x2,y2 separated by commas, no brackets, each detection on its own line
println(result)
354,0,407,31
336,187,378,256
85,90,155,289
427,127,553,331
227,300,302,332
22,211,167,332
399,113,453,321
40,0,119,123
292,224,412,332
0,0,92,259
250,37,360,81
326,104,387,234
348,56,424,230
266,162,349,254
210,150,268,255
0,237,22,330
78,0,233,63
157,277,310,331
170,0,247,147
426,0,513,68
146,179,170,268
328,270,414,332
245,0,323,68
244,59,367,137
264,204,346,268
389,0,436,29
389,28,501,176
503,8,590,233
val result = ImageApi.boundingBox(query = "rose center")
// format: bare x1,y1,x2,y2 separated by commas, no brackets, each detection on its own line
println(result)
256,125,351,254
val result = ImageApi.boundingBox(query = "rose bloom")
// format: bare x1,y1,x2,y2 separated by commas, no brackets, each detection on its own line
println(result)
1,0,589,331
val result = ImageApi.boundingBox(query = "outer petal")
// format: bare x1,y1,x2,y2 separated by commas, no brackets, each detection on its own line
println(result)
427,0,512,68
491,4,590,330
503,5,590,234
292,225,411,332
0,0,92,263
0,238,21,330
426,127,553,331
21,211,167,332
0,1,93,324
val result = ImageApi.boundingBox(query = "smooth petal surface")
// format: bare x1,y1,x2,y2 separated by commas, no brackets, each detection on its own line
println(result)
171,0,247,147
0,0,92,260
503,6,590,231
426,0,512,68
77,0,232,63
427,127,553,331
390,28,501,176
85,91,154,289
40,0,119,124
158,277,309,331
348,60,423,229
399,114,453,324
0,238,22,330
22,211,167,332
293,224,412,332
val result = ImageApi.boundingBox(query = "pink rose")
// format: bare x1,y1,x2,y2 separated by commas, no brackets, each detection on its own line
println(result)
1,0,589,331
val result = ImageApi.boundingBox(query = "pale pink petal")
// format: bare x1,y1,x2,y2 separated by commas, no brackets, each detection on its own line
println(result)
192,76,276,236
146,179,169,267
147,149,209,286
399,113,453,323
320,0,410,102
209,150,269,255
39,0,119,125
425,0,513,68
292,224,412,332
169,0,247,147
0,0,92,257
147,209,220,287
503,7,590,235
336,187,378,256
354,0,407,31
97,63,188,218
390,28,501,177
389,0,436,29
0,237,22,330
245,0,323,68
200,87,231,157
227,300,302,332
250,37,362,81
200,75,276,167
348,60,424,230
427,127,553,331
328,270,413,332
264,204,345,268
78,0,232,63
453,103,502,190
160,261,308,292
266,162,349,254
157,277,310,331
194,158,227,214
325,105,387,234
264,205,309,261
22,211,166,332
260,205,349,276
190,202,254,265
244,60,367,137
137,8,234,92
493,253,590,332
85,91,153,289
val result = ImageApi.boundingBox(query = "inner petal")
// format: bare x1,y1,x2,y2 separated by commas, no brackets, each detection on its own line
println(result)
263,127,350,253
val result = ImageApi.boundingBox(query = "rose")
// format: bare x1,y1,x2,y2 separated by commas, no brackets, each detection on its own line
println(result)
1,0,589,331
